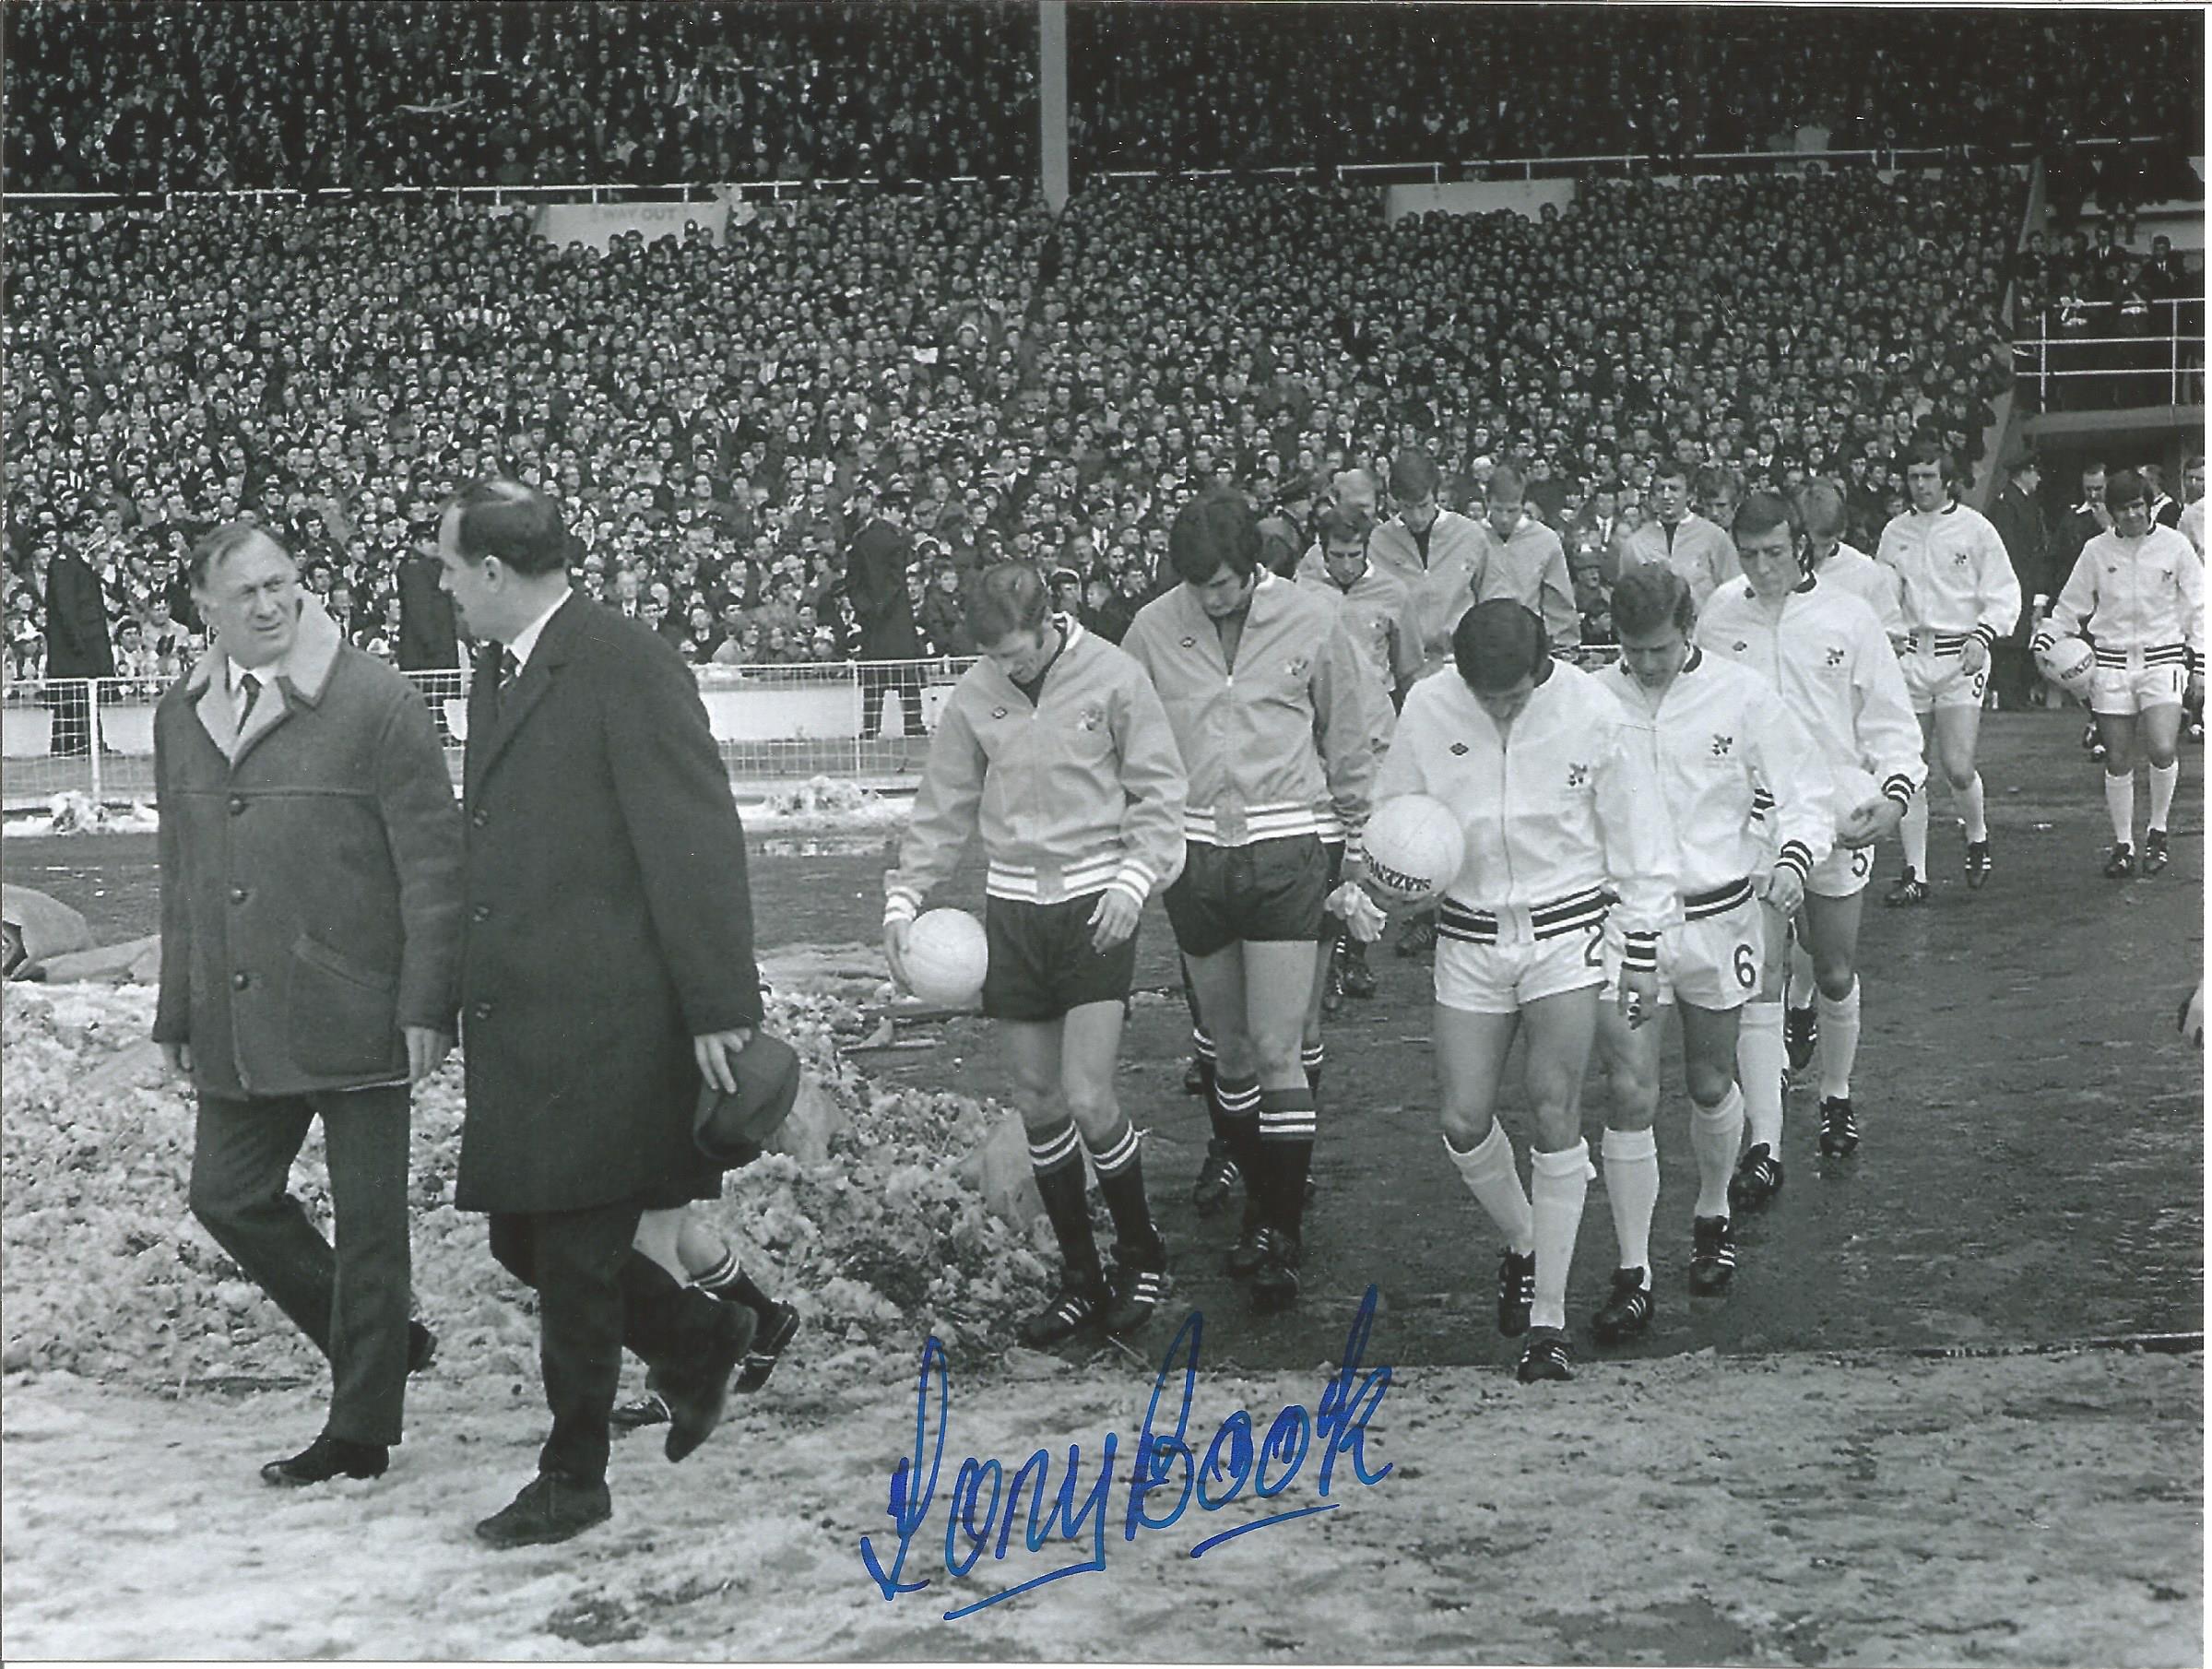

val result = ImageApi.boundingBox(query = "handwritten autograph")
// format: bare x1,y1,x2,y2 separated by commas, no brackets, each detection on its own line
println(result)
859,1285,1393,1619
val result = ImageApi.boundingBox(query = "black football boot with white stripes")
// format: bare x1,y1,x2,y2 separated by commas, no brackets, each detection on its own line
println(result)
1688,1215,1737,1295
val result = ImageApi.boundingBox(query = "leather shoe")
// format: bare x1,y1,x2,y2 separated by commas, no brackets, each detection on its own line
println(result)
657,1301,756,1462
474,1473,612,1549
408,1320,436,1375
262,1432,388,1487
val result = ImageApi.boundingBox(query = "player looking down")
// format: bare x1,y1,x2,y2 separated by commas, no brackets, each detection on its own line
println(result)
1699,492,1925,1176
1122,490,1375,1313
1373,599,1672,1383
1591,567,1832,1341
884,563,1189,1344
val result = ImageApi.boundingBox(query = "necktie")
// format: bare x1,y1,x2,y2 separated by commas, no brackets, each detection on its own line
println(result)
237,671,261,728
496,649,521,709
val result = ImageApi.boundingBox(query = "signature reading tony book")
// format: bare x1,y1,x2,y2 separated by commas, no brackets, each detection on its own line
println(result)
860,1285,1394,1619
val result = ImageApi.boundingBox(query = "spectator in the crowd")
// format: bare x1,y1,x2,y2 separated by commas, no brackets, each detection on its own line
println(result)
1986,444,2052,707
41,527,117,756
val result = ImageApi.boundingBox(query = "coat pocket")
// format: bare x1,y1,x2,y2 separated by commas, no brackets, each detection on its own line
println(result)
288,933,400,1078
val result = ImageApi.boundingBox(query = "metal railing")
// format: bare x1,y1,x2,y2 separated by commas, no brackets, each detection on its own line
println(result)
8,133,2174,212
1,657,982,811
2011,297,2206,410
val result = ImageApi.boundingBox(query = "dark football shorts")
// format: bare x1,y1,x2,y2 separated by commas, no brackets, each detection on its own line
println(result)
1163,834,1331,960
982,893,1140,1023
1320,839,1346,938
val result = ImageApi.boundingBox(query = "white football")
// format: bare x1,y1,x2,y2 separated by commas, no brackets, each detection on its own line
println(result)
1363,794,1465,903
902,908,988,1004
2035,633,2096,700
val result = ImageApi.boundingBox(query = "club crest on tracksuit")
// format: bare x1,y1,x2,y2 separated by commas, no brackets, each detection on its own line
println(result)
1566,762,1591,788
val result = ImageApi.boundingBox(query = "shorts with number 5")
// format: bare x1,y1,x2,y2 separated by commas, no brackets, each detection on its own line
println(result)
1806,838,1875,899
1435,927,1605,1015
1600,899,1765,1012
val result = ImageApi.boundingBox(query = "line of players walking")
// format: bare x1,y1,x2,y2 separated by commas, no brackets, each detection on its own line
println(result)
882,449,2200,1382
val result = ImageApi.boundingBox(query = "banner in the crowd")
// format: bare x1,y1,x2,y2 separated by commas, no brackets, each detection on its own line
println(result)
538,198,729,250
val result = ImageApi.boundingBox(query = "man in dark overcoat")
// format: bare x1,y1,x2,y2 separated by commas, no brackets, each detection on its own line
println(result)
154,523,463,1486
435,478,763,1549
43,525,117,756
1986,444,2052,707
844,482,924,735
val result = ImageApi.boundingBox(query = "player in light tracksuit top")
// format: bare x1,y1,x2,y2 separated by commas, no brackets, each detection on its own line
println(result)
1875,439,2022,904
2039,468,2206,878
1589,567,1834,1345
1298,502,1424,1009
1122,489,1376,1315
1700,492,1926,1186
1373,599,1674,1384
1773,480,1908,1077
1367,446,1485,962
884,564,1188,1346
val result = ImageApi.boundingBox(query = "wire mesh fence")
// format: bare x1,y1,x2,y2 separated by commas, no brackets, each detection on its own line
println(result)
2,657,981,812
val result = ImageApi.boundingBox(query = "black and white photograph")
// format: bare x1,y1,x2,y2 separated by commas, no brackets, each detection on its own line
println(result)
0,2,2203,1661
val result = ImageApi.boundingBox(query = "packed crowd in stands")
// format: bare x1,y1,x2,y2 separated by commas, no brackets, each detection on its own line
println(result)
6,2,2197,196
5,156,2035,686
1073,6,2199,177
3,5,2202,696
5,0,1037,193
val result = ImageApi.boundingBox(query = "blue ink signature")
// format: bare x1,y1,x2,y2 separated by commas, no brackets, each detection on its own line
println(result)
858,1284,1393,1619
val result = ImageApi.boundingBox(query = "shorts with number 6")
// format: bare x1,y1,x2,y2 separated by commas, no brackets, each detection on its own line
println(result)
983,893,1139,1022
1434,926,1605,1014
2090,654,2190,716
1599,896,1764,1012
1901,639,1989,715
1163,834,1331,960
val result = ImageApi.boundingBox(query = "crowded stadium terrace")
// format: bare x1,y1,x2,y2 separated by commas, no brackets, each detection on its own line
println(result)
0,2,2200,677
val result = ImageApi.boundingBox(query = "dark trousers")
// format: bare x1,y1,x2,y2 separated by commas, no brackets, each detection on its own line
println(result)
487,1206,711,1485
858,659,925,737
47,680,99,758
1991,641,2040,709
189,1085,412,1445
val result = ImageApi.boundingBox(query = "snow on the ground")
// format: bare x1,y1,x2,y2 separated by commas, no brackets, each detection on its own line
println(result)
0,790,160,837
5,964,2200,1664
0,981,1045,1387
0,1343,2197,1663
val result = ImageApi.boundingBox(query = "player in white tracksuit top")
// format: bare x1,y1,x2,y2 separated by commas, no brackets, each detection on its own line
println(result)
2037,468,2206,877
1776,479,1907,1075
1588,566,1835,1344
1698,492,1926,1188
1874,440,2022,903
1373,599,1673,1384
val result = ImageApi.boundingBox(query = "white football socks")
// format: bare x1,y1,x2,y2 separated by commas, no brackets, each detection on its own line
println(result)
1530,1141,1592,1333
1690,1086,1745,1219
1900,788,1931,876
2104,770,2136,847
1736,1001,1787,1152
1444,1122,1532,1253
1816,977,1863,1102
2149,761,2180,834
1958,772,1988,844
1600,1127,1659,1280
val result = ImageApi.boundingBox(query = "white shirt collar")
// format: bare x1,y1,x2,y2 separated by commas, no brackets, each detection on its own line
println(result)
507,589,573,673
